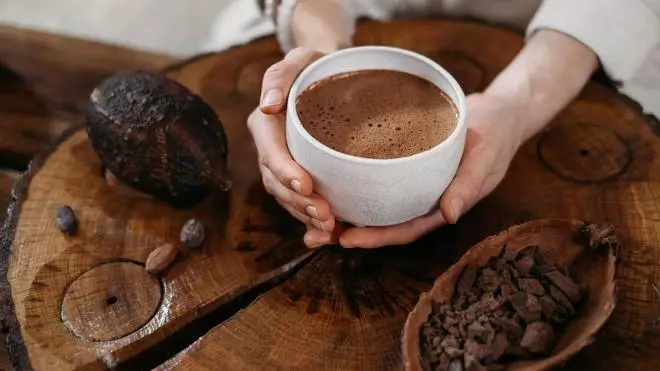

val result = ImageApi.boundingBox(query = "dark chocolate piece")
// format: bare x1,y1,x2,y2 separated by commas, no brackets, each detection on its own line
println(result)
458,266,479,295
448,358,464,371
478,268,501,293
517,278,546,296
520,321,555,354
509,293,541,323
546,270,581,302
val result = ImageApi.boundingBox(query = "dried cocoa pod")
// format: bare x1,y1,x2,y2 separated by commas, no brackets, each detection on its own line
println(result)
56,205,78,235
145,243,178,274
85,71,231,207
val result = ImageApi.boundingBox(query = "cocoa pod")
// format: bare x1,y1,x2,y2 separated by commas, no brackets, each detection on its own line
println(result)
85,71,231,207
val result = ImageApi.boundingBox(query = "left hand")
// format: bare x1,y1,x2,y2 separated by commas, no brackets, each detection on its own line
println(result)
304,92,524,248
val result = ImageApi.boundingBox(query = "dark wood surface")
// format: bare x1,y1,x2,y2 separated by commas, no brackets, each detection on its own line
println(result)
2,18,660,371
0,24,176,370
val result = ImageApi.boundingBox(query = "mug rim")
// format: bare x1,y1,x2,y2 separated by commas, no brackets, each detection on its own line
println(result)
287,45,468,165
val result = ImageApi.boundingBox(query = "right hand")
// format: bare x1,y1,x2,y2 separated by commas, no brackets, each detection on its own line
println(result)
247,47,338,247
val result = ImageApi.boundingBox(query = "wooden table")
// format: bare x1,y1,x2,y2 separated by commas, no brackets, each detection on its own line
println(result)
0,24,176,370
2,19,660,371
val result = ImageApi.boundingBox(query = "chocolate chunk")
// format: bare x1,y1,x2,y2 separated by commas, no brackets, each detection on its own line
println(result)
517,278,546,296
492,316,523,338
539,295,558,319
465,339,493,360
546,270,581,302
449,358,464,371
500,268,513,284
453,294,468,309
439,353,451,369
444,316,459,329
509,293,541,323
500,246,519,261
505,344,532,358
507,263,521,279
458,266,479,295
465,309,477,324
446,346,464,359
490,333,510,361
551,313,568,325
464,353,488,371
479,268,501,293
520,321,555,354
467,321,489,340
549,286,575,315
514,253,535,276
441,335,460,350
499,284,518,300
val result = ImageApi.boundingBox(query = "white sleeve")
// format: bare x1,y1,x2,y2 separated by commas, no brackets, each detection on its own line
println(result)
526,0,660,83
275,0,403,53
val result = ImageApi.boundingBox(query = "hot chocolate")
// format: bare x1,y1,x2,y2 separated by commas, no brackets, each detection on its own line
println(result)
296,69,458,159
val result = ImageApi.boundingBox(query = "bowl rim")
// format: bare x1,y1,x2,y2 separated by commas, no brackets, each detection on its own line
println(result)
286,45,468,166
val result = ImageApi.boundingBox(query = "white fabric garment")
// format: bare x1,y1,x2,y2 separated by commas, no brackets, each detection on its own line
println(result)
203,0,660,116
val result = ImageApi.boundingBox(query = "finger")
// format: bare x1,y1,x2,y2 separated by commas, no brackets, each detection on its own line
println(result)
276,198,327,232
248,110,313,196
439,131,491,224
339,210,447,249
262,165,333,222
303,228,335,249
260,47,323,114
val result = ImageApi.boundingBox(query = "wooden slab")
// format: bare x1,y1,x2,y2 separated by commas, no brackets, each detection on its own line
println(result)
3,19,660,371
156,20,660,370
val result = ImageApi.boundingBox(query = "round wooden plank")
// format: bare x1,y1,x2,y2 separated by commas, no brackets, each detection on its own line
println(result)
2,18,660,371
159,20,660,370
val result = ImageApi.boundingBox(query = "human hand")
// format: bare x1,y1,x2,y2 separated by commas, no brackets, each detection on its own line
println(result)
306,93,524,249
247,48,338,243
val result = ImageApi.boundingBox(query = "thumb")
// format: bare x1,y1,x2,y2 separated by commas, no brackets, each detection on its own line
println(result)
439,148,490,224
260,47,324,114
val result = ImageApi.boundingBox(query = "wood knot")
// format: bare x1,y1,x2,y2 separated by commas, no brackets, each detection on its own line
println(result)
60,261,162,341
538,123,631,183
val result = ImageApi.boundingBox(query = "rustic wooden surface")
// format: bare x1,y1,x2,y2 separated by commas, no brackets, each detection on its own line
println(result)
0,24,176,370
2,19,660,371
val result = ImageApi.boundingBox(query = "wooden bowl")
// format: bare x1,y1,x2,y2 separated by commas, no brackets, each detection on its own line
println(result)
401,218,617,370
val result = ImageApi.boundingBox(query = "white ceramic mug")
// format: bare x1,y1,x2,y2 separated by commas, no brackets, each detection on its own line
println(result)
286,46,467,227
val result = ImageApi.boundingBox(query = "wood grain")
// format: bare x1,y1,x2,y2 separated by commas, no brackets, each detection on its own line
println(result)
0,25,176,171
2,19,660,371
0,24,176,371
161,20,660,371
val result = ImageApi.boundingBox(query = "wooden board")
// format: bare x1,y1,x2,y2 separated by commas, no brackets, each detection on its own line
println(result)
0,25,178,370
2,19,660,371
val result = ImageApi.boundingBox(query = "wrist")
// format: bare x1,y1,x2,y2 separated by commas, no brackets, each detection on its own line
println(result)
291,0,352,53
483,29,597,144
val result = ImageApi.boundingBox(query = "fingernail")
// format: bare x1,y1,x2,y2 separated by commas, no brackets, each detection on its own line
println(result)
311,219,326,232
449,199,464,224
305,205,319,219
290,179,302,193
261,88,283,107
339,236,355,248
